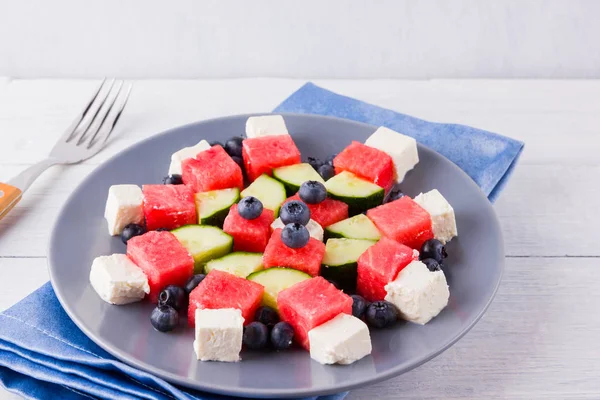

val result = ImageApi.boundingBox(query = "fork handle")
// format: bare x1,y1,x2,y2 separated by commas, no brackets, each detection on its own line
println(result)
0,183,22,221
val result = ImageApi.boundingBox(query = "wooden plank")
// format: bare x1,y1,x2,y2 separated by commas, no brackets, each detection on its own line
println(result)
2,257,598,399
0,163,596,257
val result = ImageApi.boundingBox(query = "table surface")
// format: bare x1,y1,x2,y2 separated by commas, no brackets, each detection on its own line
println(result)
0,78,598,400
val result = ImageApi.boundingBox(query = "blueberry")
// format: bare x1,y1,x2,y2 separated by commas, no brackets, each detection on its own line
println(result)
317,164,335,181
280,200,310,226
231,155,244,169
150,305,179,332
121,223,146,244
155,228,169,232
326,278,341,290
238,196,263,220
209,140,223,147
255,306,280,327
225,137,244,157
326,154,337,166
420,239,448,264
158,285,186,311
163,174,183,185
270,321,294,350
281,223,310,248
365,301,398,328
298,181,327,204
243,322,269,350
384,184,405,203
306,156,323,171
422,258,441,272
184,274,206,294
351,295,369,319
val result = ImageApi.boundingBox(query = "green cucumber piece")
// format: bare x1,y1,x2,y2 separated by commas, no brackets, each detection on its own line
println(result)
272,163,325,195
321,238,376,293
241,174,287,216
325,171,384,216
324,214,381,241
204,252,264,277
247,267,311,311
195,188,240,227
171,225,233,273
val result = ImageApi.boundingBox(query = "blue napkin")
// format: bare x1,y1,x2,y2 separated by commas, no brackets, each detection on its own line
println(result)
0,82,523,400
274,83,524,202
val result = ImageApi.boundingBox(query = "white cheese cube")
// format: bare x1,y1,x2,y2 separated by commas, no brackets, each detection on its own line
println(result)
245,115,289,139
308,313,372,365
168,140,211,175
385,260,449,325
104,185,144,236
89,254,149,305
414,189,457,244
271,218,324,241
194,308,244,362
364,126,419,183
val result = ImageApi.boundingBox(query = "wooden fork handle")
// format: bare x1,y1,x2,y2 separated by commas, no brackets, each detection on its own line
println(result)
0,183,22,221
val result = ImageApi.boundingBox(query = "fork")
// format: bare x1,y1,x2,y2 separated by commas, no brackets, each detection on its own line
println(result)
0,78,132,221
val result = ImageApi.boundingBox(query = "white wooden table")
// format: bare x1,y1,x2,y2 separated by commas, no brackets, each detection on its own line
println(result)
1,78,598,399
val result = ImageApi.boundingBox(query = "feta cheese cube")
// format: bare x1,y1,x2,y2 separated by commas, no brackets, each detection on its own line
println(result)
89,254,149,305
168,140,211,175
104,185,144,236
308,313,372,365
414,189,457,244
271,218,324,241
365,127,418,183
385,260,449,325
194,308,244,362
245,115,289,139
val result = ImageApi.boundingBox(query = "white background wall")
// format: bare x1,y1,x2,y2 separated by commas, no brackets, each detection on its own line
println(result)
0,0,599,79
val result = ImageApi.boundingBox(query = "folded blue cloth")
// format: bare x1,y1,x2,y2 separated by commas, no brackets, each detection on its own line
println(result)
0,82,523,400
274,83,524,202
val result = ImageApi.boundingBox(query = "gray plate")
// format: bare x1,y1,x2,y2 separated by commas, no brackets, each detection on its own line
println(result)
48,113,504,398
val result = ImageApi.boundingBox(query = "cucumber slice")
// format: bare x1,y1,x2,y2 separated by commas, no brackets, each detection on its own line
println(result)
324,214,381,241
241,174,287,216
273,163,325,195
325,171,384,216
171,225,233,273
204,252,264,277
247,267,311,311
195,188,240,227
321,238,376,293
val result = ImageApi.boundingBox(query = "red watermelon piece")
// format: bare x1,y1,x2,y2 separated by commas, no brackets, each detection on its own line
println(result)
242,135,301,182
333,141,395,192
182,145,244,192
367,196,434,249
287,194,348,228
277,276,352,350
356,237,417,302
222,205,275,253
142,185,196,231
188,269,264,327
127,231,194,303
263,229,325,276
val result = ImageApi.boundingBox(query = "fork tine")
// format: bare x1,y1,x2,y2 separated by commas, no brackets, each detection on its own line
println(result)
85,81,125,148
63,78,108,142
87,82,132,149
75,79,117,145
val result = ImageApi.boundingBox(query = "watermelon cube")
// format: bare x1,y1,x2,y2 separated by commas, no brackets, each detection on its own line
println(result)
367,196,434,249
127,231,194,302
242,135,301,182
277,276,352,350
142,185,196,231
263,229,325,276
287,194,348,228
333,141,395,192
182,145,244,192
223,205,275,253
356,237,417,302
188,269,264,327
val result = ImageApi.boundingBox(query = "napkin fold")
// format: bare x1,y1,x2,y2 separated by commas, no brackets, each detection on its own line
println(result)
0,82,523,400
274,83,524,202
